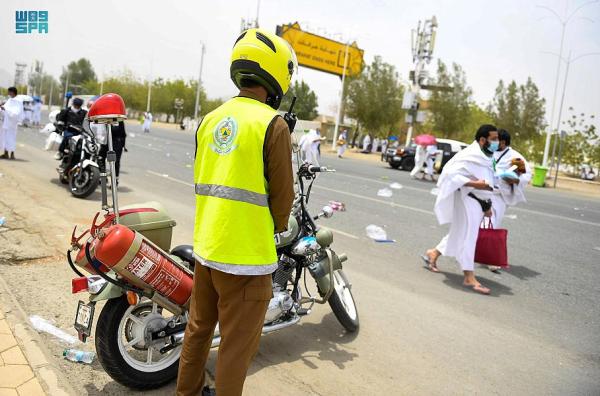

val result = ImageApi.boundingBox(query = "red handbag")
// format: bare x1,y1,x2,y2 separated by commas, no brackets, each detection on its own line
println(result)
474,219,509,267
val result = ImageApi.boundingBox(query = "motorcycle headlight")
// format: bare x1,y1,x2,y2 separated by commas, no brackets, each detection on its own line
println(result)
85,141,97,153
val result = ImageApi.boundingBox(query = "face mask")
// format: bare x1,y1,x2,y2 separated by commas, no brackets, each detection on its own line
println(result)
488,140,499,152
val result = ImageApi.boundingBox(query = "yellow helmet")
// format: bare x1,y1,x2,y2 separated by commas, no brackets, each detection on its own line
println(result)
230,28,298,109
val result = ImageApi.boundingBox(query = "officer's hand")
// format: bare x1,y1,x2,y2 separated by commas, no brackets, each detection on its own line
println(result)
124,147,128,153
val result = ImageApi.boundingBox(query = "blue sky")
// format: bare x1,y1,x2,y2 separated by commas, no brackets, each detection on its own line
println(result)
2,0,599,131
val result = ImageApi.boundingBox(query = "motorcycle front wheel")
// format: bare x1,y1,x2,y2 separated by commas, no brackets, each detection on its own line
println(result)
69,166,99,198
328,269,359,333
95,296,182,390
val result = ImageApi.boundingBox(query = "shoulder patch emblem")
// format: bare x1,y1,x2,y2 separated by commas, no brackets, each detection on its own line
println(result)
210,116,238,155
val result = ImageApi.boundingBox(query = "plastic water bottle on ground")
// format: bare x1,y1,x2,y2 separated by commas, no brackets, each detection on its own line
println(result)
63,349,95,364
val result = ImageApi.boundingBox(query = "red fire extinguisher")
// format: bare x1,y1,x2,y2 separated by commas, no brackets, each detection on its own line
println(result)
93,224,193,307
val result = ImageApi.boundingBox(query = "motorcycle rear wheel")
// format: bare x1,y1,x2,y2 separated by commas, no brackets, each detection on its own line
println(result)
95,296,181,390
328,270,359,333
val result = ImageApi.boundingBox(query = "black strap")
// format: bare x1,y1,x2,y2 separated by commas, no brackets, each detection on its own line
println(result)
468,192,492,212
497,148,510,163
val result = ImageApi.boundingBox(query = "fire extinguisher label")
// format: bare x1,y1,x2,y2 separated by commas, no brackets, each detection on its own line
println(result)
126,241,189,304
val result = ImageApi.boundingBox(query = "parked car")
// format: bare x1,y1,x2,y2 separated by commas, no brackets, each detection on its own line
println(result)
384,138,468,172
580,164,596,180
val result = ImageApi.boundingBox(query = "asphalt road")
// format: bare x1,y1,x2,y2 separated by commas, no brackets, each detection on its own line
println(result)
5,116,600,395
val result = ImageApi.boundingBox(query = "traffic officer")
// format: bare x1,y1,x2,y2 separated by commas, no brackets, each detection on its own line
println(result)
176,28,296,396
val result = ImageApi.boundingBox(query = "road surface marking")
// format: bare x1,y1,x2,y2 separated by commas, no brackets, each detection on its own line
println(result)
321,226,360,240
335,171,429,194
314,185,434,216
147,171,194,187
508,206,600,228
129,142,162,152
146,172,361,238
332,172,600,228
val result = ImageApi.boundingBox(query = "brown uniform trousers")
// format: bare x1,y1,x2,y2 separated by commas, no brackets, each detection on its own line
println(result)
176,263,272,396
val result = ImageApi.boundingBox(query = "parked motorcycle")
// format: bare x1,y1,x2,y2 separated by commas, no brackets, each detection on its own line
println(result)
66,134,358,390
54,118,101,198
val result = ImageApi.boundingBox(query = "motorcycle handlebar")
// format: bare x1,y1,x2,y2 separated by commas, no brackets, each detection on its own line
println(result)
308,165,335,174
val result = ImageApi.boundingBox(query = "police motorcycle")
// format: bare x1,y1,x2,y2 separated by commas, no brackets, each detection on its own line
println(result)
54,118,101,198
65,94,358,389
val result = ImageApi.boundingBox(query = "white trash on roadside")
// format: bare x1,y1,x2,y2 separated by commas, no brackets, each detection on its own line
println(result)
366,225,388,240
0,217,6,226
30,315,79,345
366,225,396,242
63,349,95,364
505,214,518,220
430,188,440,196
377,188,393,198
129,133,136,138
389,182,403,190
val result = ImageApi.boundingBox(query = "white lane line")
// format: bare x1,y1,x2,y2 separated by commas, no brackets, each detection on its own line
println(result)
129,142,162,152
335,171,429,194
332,172,600,228
147,171,194,187
146,171,362,238
314,185,434,216
320,226,360,240
509,206,600,228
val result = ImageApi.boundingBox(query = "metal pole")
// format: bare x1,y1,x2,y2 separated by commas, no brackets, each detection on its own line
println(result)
552,51,571,185
542,22,566,167
193,43,205,121
553,131,566,188
64,72,70,108
106,123,119,223
146,57,153,112
48,81,53,111
332,42,350,150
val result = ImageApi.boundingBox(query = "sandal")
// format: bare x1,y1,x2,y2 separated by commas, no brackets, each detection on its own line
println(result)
420,255,440,273
464,283,490,295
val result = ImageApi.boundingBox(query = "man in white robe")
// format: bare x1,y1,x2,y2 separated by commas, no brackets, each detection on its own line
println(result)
410,144,427,178
0,87,24,160
337,129,347,158
32,99,42,126
422,124,500,295
371,137,379,154
361,134,371,152
142,112,153,133
424,144,438,180
491,129,531,228
302,129,321,166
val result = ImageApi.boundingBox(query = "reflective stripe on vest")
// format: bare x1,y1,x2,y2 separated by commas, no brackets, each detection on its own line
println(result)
195,183,269,207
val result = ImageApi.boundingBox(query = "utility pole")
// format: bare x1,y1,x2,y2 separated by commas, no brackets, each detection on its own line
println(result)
193,42,206,122
538,0,598,168
48,82,53,111
146,57,153,113
544,50,600,184
405,16,437,146
332,42,350,151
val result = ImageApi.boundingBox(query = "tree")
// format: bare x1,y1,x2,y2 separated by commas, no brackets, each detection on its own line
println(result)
346,56,404,137
427,60,473,139
489,77,547,162
560,108,598,172
280,80,318,120
60,58,97,94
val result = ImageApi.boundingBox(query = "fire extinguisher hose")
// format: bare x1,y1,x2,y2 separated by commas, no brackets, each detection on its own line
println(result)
84,242,147,296
66,249,85,277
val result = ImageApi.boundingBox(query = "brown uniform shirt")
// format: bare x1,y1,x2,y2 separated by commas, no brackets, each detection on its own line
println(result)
263,113,295,233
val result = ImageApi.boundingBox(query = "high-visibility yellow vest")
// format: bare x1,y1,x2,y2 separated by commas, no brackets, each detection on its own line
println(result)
193,96,278,266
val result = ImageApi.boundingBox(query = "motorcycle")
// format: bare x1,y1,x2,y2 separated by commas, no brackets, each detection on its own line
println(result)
65,123,358,390
54,119,101,199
